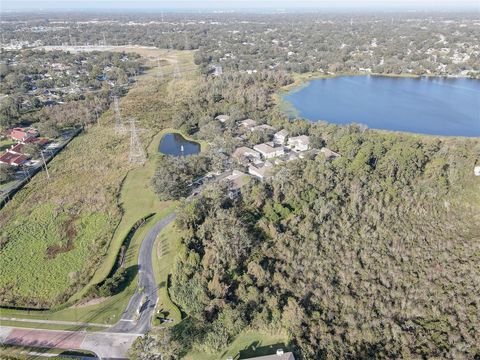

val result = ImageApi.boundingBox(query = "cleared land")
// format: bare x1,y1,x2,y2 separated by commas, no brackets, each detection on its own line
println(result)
184,331,289,360
0,50,196,311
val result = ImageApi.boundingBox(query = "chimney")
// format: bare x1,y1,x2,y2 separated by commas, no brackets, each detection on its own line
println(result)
276,349,284,356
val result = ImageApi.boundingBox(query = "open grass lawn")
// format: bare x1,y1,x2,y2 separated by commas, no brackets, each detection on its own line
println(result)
0,50,196,314
0,138,15,152
183,331,290,360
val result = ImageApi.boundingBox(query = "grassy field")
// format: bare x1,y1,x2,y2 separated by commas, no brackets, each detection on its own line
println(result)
183,330,290,360
0,50,196,313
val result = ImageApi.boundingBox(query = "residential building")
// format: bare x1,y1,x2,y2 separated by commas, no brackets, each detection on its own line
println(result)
0,151,29,166
251,124,275,132
274,129,289,144
475,166,480,176
215,114,230,123
232,146,262,164
9,127,39,143
223,170,250,198
238,118,257,129
288,135,310,152
249,161,274,180
254,143,285,159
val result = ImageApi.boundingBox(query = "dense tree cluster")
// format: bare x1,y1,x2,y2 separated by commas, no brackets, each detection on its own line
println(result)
0,49,142,129
168,125,480,358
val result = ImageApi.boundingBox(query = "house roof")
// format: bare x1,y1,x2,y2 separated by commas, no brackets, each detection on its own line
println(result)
215,114,230,122
288,135,309,146
0,151,29,165
275,129,289,137
225,170,250,190
320,147,341,160
254,143,285,155
249,161,274,179
9,143,24,155
239,119,257,127
233,146,261,160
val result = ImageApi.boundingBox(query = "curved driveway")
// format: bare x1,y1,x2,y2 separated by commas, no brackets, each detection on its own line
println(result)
109,212,177,334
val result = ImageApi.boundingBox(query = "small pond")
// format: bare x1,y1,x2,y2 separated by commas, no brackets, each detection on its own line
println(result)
282,76,480,137
158,132,200,157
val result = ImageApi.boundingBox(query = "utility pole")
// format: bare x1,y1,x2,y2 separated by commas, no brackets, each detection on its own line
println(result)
40,151,50,180
128,118,146,165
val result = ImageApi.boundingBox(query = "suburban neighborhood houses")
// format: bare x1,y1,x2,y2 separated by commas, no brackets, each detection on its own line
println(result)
0,125,81,206
214,113,341,197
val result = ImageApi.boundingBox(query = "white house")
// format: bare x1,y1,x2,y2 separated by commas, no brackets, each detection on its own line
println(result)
232,146,262,164
238,119,257,129
288,135,310,152
251,124,275,132
274,129,289,144
475,166,480,176
248,161,274,180
215,114,230,123
254,143,285,159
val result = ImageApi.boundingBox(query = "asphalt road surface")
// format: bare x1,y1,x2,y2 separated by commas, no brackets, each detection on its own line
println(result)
108,212,177,334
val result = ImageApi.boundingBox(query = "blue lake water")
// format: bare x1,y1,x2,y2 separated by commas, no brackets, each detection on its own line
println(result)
158,133,200,156
282,76,480,137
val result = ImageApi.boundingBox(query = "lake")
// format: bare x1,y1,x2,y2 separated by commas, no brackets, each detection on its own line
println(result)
282,76,480,137
158,133,200,156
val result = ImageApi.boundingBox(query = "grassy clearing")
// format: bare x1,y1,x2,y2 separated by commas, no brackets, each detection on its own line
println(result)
0,50,196,312
183,331,289,360
0,138,15,152
152,222,183,327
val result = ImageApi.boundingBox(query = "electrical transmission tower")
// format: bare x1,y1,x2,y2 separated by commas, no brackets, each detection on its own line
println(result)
128,118,146,165
114,96,127,133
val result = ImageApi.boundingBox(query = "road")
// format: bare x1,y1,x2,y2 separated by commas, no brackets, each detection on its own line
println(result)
108,212,176,334
0,212,177,359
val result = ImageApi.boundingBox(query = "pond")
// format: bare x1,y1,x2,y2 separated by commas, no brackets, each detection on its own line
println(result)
282,76,480,137
158,133,201,157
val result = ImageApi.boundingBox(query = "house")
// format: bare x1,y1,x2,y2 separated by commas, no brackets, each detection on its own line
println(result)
223,170,250,198
251,124,275,132
274,129,289,144
0,151,29,166
8,143,24,155
9,127,39,143
238,119,257,129
215,114,230,123
249,161,274,180
288,135,310,152
320,147,341,160
475,166,480,176
240,349,295,360
254,143,285,159
232,146,262,164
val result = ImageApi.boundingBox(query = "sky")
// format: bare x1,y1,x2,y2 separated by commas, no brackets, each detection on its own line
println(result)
1,0,479,12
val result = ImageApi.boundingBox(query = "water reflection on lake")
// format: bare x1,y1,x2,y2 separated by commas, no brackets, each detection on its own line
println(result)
282,76,480,137
158,133,200,157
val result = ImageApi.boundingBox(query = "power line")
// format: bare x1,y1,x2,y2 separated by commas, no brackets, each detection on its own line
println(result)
128,118,146,165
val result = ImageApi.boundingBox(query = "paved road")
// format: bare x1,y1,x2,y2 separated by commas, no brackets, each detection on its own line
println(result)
0,212,177,359
108,212,176,334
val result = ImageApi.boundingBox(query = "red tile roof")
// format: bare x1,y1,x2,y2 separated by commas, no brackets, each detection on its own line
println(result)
0,151,29,166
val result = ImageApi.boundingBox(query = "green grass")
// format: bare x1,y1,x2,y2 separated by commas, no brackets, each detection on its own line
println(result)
152,222,183,327
183,330,289,360
0,344,96,359
0,49,197,326
0,138,15,152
